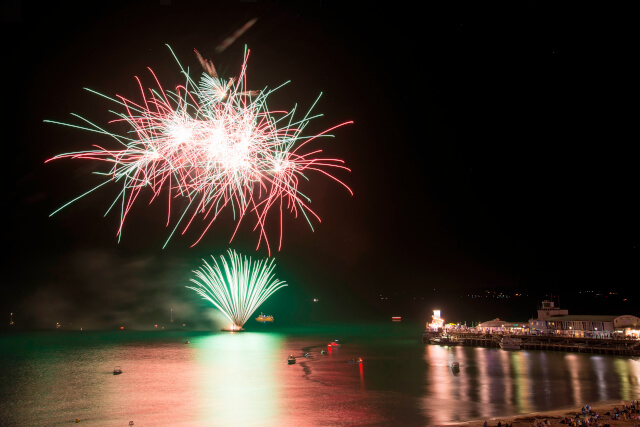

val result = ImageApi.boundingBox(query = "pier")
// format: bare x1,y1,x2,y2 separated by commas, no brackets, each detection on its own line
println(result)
422,331,640,356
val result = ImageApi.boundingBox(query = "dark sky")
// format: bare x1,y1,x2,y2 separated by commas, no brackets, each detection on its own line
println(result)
2,2,637,328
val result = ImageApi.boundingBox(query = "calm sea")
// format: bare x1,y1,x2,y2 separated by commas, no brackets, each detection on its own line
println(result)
1,323,639,426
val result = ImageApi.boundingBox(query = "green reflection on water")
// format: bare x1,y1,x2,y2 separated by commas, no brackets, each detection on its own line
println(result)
191,332,284,425
613,357,640,401
509,351,531,413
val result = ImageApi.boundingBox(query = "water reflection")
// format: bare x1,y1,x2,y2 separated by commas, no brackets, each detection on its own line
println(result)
614,357,640,401
591,356,608,401
510,351,532,414
2,332,640,426
421,345,640,424
565,354,583,405
10,341,106,425
498,350,513,407
423,345,498,424
629,359,640,394
192,332,283,425
476,348,490,411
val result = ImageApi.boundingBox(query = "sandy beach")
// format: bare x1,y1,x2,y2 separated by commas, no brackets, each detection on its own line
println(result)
439,400,640,427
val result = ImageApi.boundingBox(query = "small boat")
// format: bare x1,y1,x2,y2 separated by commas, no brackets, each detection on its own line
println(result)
451,362,460,372
255,313,274,323
320,350,327,355
287,355,296,364
499,337,523,350
328,340,340,347
184,340,190,344
347,357,363,364
113,366,123,375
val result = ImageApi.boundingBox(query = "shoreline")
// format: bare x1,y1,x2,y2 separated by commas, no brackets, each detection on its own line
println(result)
439,399,640,426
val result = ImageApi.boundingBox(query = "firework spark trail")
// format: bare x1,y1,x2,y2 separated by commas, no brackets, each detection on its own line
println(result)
46,45,352,253
215,17,259,54
187,249,287,329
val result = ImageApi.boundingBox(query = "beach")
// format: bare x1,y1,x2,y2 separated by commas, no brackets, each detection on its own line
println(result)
442,400,640,426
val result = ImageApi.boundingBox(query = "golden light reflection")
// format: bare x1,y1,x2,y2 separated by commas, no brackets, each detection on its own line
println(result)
628,358,640,397
564,354,583,405
451,346,467,402
423,345,454,425
537,352,552,407
422,345,505,424
498,349,513,406
509,351,531,414
590,356,609,401
476,348,492,415
613,358,632,401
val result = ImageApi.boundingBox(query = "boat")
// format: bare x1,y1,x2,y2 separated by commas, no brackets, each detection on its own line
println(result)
328,340,340,347
451,362,460,372
347,357,363,364
429,334,460,346
499,336,523,350
287,355,296,364
255,313,274,323
184,340,190,344
113,366,123,375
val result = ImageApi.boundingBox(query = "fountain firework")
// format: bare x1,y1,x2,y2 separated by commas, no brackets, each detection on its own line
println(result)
187,249,287,330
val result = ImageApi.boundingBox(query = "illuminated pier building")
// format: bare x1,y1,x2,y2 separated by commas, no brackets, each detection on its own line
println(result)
476,319,528,334
467,301,640,339
426,301,640,339
530,301,640,338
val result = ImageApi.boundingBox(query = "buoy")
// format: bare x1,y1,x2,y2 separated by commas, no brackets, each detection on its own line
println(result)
75,419,80,423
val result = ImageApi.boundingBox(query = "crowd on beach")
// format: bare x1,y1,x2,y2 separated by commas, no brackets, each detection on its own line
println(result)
555,400,639,426
484,421,514,427
484,422,513,427
478,399,640,427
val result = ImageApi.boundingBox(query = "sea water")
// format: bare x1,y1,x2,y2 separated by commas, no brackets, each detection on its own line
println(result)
1,323,638,426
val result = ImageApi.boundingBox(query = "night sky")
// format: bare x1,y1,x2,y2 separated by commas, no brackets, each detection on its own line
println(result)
2,2,637,329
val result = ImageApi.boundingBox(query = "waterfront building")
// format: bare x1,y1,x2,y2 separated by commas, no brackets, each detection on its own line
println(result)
546,314,640,338
529,300,569,333
528,300,640,338
476,318,528,334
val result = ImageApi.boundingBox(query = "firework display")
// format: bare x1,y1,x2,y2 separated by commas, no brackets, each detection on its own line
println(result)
187,249,287,330
46,45,352,253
